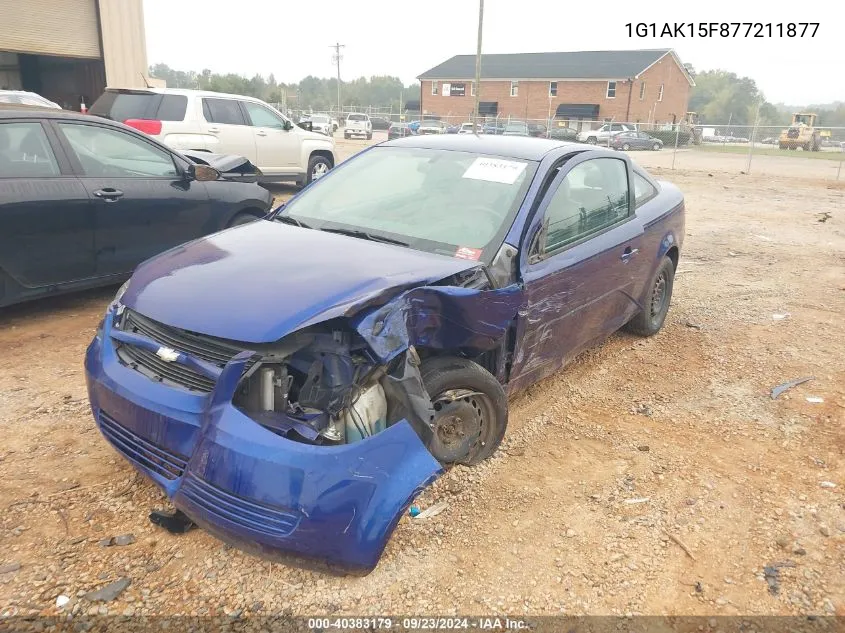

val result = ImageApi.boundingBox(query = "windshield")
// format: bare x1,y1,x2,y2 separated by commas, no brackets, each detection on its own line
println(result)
311,115,329,123
281,146,536,260
347,114,367,121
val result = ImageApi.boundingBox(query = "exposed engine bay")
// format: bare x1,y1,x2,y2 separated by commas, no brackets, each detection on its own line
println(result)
232,321,399,446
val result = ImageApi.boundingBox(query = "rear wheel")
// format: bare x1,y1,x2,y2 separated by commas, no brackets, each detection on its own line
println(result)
622,143,631,151
624,256,675,337
653,142,661,151
420,357,508,466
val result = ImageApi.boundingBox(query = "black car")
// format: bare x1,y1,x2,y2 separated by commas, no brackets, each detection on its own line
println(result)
387,123,414,140
369,116,391,131
527,122,547,138
0,110,272,307
610,131,664,151
548,126,579,141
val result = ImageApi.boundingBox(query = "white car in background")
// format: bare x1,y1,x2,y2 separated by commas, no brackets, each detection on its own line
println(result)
309,114,333,136
458,122,476,134
88,88,336,186
344,113,372,140
577,122,636,144
0,90,61,109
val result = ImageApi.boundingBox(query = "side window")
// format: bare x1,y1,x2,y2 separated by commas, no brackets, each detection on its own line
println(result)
58,123,178,178
202,98,247,125
542,158,630,253
242,101,286,128
633,171,658,208
0,122,60,178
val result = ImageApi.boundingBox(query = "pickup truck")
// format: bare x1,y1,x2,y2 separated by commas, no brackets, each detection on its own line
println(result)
577,123,636,144
344,113,372,139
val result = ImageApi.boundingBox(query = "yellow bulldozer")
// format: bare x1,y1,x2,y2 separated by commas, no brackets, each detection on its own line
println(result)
778,113,821,151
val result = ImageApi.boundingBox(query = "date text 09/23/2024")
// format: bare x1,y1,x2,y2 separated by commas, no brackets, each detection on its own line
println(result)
625,22,819,38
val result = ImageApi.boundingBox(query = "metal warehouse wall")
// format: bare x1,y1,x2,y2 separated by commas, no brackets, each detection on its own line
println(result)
0,0,101,58
98,0,149,88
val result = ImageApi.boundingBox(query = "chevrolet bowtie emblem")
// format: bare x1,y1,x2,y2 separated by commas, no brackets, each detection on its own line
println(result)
155,347,180,363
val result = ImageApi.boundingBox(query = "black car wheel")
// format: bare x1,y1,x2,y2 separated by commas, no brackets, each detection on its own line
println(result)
228,212,261,227
624,256,675,337
420,356,508,466
653,142,662,151
306,155,332,185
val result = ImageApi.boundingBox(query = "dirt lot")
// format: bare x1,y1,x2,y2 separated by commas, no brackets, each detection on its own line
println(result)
1,137,843,619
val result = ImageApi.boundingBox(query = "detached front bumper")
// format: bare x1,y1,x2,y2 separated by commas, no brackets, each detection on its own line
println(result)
84,310,442,574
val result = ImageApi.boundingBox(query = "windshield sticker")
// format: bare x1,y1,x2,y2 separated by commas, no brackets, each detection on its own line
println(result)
455,246,483,261
462,157,527,184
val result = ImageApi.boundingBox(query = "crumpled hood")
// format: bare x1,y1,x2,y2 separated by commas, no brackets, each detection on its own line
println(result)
122,221,479,343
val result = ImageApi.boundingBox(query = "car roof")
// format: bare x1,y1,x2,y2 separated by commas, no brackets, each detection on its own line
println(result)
102,86,271,104
0,108,117,121
382,134,584,161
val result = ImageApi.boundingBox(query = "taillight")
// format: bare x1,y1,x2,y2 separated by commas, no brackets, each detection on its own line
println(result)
123,119,162,135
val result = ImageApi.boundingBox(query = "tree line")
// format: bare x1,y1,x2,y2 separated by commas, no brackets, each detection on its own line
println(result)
149,64,419,112
150,63,844,128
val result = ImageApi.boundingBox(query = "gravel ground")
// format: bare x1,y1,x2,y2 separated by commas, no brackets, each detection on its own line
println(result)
0,141,843,620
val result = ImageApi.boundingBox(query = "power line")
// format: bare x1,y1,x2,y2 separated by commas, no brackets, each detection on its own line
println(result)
330,42,346,116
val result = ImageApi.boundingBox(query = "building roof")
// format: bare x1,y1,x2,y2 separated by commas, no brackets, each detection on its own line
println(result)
418,49,694,85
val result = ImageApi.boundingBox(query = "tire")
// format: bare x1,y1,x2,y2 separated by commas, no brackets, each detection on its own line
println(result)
622,143,630,151
420,356,508,466
653,143,661,151
586,136,597,144
344,133,350,140
366,132,372,140
228,212,260,227
624,256,675,337
306,154,332,185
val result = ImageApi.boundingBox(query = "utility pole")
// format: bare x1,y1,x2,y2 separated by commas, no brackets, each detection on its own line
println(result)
330,42,345,117
472,0,484,134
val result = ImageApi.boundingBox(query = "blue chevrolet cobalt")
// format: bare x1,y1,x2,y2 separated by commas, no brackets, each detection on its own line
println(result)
85,135,685,573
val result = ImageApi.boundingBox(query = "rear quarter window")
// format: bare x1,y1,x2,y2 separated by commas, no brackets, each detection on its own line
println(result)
89,92,187,122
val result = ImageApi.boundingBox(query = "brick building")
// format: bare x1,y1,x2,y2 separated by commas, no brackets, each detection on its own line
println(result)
417,49,694,130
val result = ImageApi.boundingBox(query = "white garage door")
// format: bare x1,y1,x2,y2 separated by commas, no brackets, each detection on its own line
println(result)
0,0,101,59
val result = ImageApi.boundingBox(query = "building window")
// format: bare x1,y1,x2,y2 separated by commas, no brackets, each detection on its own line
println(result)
549,81,558,97
639,82,646,100
606,81,616,98
658,84,664,102
471,82,476,97
432,81,439,96
510,81,519,97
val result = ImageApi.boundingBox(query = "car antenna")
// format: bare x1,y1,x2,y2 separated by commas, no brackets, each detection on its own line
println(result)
140,73,152,89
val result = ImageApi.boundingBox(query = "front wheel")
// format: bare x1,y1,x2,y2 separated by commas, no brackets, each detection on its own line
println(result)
306,154,332,185
622,143,631,151
420,357,508,466
366,132,372,140
624,256,675,337
653,143,662,151
586,136,597,144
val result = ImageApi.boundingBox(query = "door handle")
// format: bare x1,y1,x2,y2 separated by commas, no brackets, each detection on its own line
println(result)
256,130,268,137
620,247,639,262
207,126,220,133
93,188,124,202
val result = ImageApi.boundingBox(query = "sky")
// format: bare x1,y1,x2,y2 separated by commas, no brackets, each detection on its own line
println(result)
143,0,840,106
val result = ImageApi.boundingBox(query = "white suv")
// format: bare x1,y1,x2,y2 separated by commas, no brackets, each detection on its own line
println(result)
344,113,372,140
89,88,336,186
577,123,636,144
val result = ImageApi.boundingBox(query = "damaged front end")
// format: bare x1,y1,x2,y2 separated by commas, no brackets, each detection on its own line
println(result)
85,270,522,573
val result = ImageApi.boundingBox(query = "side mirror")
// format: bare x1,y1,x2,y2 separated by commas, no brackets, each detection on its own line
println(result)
187,164,220,182
296,120,312,132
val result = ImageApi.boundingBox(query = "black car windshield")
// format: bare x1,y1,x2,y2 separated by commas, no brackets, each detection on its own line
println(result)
281,146,537,260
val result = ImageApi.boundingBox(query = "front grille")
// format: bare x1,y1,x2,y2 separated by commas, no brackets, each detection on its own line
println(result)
116,309,254,393
179,472,300,538
99,411,188,480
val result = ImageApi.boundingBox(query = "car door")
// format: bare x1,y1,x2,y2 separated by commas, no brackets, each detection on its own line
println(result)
241,100,300,172
200,97,257,163
508,152,649,392
53,120,213,277
0,119,95,290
